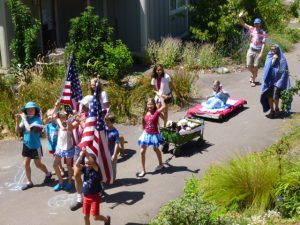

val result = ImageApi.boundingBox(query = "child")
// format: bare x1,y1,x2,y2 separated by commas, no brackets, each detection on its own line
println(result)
203,80,230,109
151,64,173,127
76,150,111,225
45,109,65,176
52,109,74,191
137,96,165,177
104,113,121,182
15,101,52,190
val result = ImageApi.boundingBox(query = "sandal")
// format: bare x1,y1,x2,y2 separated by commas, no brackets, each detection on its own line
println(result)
136,171,146,177
266,111,275,119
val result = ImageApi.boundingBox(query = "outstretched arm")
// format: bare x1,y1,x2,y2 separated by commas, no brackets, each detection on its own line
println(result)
239,11,250,30
157,95,166,113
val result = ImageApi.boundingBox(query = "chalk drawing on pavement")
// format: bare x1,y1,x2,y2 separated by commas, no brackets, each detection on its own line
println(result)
4,166,26,191
48,193,75,208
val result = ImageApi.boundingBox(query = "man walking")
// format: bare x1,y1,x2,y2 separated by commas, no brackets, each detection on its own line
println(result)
239,11,267,87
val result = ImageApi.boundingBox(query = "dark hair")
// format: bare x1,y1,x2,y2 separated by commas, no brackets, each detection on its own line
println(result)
106,113,116,124
142,98,157,129
152,64,165,79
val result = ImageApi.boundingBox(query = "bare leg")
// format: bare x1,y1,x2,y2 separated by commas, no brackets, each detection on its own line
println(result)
274,99,280,111
153,147,163,166
268,97,274,112
140,146,147,173
74,166,83,194
252,66,259,82
23,157,32,183
33,158,49,174
84,214,90,225
93,215,109,223
53,156,64,184
247,65,254,81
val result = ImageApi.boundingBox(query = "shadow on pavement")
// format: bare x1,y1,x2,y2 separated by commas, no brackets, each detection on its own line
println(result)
102,191,145,209
147,158,200,176
118,149,136,163
162,140,213,158
105,177,148,190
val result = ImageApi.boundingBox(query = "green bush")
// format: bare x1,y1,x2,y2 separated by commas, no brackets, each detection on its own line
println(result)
276,160,300,218
201,153,280,212
146,37,182,68
172,69,198,106
95,40,133,82
7,0,40,70
149,177,219,225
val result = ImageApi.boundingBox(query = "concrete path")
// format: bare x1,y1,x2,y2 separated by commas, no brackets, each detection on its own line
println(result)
0,44,299,225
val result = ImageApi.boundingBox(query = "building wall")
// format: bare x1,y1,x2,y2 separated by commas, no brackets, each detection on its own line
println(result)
107,0,141,53
147,0,188,41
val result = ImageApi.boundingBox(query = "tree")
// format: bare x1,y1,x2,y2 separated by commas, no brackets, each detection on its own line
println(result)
7,0,40,70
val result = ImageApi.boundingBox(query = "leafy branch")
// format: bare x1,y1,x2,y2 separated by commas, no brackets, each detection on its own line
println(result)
280,79,300,112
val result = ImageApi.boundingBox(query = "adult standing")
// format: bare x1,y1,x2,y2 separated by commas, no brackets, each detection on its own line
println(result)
260,44,291,119
239,11,267,87
151,64,173,127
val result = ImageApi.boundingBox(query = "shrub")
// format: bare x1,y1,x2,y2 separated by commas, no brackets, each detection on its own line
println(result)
95,40,133,82
171,69,198,106
149,177,219,225
146,37,182,68
201,153,280,212
7,0,40,70
276,160,300,218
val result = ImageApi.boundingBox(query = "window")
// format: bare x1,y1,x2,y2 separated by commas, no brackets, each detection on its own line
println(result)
170,0,186,14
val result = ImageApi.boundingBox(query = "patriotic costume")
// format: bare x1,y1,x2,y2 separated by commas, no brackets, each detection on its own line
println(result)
138,110,164,148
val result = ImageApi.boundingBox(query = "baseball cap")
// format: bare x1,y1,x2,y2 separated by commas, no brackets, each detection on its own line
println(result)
254,18,262,24
79,95,93,108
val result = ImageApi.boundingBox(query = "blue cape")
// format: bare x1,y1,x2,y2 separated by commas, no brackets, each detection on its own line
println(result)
260,45,291,112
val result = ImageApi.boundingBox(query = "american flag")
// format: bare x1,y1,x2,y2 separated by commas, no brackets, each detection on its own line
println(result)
60,56,83,112
80,81,113,184
60,56,83,145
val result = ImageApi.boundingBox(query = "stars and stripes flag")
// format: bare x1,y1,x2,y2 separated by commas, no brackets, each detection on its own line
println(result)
60,56,83,145
80,81,113,184
60,56,83,112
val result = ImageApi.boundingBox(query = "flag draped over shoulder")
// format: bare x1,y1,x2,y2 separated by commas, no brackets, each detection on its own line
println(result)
80,81,113,184
60,56,83,112
60,56,83,145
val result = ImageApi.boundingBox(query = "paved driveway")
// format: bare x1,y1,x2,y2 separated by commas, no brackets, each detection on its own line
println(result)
0,44,299,225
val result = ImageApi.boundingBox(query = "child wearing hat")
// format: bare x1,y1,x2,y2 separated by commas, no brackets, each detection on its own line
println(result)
15,101,52,191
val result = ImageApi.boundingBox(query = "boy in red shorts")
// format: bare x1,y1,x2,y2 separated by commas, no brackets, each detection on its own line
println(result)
75,150,110,225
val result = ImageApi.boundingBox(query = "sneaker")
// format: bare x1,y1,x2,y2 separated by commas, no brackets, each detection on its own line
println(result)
43,173,52,184
21,182,33,191
70,201,83,211
64,182,73,191
154,164,164,172
105,216,111,225
53,183,65,191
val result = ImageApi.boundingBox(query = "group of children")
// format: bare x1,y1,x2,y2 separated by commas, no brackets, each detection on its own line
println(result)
14,65,192,224
15,78,124,225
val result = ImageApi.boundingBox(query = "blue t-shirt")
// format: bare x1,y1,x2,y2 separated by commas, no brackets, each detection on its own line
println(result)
21,116,42,149
82,166,102,195
46,123,59,151
106,127,120,156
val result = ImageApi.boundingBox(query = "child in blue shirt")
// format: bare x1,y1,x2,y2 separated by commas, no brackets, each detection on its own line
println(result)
76,150,111,225
15,101,52,191
104,113,120,182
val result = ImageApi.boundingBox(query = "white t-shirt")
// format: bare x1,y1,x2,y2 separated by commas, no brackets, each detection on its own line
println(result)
151,73,171,95
100,91,109,110
57,129,73,151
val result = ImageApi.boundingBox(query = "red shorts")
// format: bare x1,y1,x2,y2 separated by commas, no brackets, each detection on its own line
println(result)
83,194,100,216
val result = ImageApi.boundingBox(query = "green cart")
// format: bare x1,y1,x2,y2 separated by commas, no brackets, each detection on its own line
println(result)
160,118,204,157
